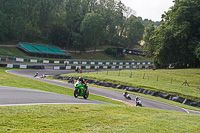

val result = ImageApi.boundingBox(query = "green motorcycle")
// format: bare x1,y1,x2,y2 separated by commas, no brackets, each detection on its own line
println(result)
74,81,89,99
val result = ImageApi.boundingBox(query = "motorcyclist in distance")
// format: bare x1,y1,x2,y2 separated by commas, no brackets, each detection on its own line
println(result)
124,90,128,97
34,72,38,77
135,96,142,106
123,89,131,100
135,96,140,102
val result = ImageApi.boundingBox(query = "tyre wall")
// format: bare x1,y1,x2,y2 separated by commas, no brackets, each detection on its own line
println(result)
54,75,200,108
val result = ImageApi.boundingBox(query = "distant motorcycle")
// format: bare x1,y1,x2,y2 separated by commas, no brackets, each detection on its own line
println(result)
123,91,131,100
68,77,74,84
34,72,38,77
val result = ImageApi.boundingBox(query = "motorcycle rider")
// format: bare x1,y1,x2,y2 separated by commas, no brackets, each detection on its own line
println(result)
123,90,131,99
135,96,142,106
68,77,74,84
34,72,38,77
124,90,129,97
78,77,88,91
135,96,140,102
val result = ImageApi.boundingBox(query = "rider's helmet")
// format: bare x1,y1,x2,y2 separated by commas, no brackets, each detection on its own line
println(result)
136,96,139,100
79,77,83,81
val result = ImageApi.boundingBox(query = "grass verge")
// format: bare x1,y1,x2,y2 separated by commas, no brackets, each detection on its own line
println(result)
0,104,200,132
0,47,28,57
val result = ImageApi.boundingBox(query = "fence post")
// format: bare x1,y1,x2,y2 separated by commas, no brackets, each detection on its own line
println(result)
129,72,132,78
171,77,173,84
96,69,98,74
143,73,145,79
157,75,159,81
198,80,200,90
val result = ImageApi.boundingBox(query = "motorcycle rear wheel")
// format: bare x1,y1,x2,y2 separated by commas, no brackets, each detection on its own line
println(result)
127,96,131,100
83,90,89,99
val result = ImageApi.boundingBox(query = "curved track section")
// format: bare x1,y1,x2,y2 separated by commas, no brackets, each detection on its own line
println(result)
6,70,200,115
0,86,105,106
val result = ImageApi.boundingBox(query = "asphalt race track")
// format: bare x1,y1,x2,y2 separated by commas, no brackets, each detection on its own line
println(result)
0,86,106,106
4,69,200,115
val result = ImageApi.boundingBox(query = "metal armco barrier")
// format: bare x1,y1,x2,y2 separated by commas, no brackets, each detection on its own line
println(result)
0,63,45,69
53,65,153,70
0,56,153,66
0,56,153,70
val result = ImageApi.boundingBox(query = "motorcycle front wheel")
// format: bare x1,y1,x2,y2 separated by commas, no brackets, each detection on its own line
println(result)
74,89,79,98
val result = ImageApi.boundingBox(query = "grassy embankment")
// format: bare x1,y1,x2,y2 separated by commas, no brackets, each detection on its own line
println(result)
0,47,148,61
0,47,29,58
62,69,200,103
0,68,200,132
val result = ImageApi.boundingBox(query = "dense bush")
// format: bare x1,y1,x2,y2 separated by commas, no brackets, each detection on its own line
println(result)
105,48,117,57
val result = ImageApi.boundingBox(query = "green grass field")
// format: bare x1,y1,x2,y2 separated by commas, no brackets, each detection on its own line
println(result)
1,104,200,132
0,68,200,132
62,69,200,102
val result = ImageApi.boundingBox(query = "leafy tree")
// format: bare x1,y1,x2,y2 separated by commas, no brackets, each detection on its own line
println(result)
0,11,8,41
144,0,200,68
48,24,69,47
126,16,144,48
65,0,85,48
143,24,155,57
0,0,146,53
195,44,200,59
72,32,84,53
80,12,105,52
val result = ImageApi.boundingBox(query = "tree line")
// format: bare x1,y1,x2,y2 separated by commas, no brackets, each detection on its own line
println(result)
4,0,198,69
143,0,200,68
0,0,150,53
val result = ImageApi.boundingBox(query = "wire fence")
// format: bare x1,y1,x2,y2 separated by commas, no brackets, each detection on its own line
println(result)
89,69,200,90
